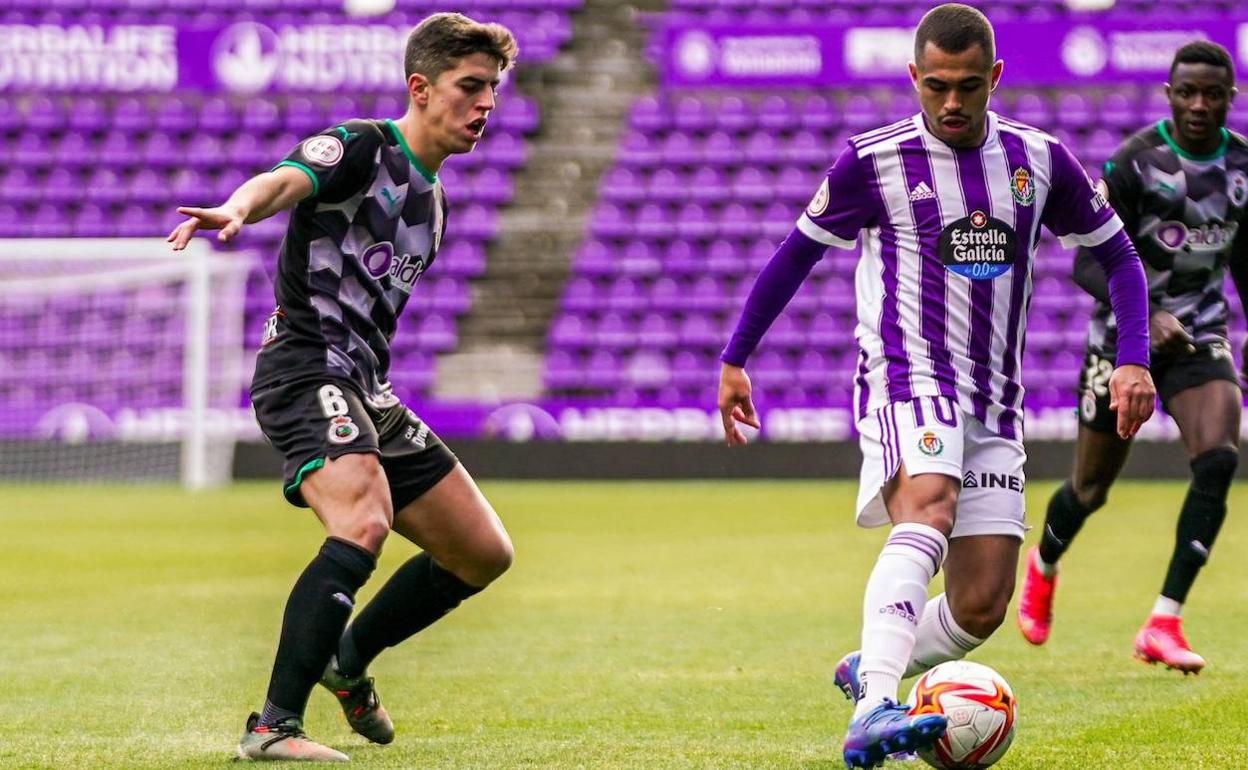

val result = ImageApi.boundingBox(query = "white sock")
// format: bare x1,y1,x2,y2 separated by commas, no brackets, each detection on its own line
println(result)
905,593,986,678
1034,549,1057,578
854,523,948,719
1152,596,1182,617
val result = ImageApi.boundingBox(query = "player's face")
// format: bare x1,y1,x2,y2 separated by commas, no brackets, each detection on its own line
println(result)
412,52,502,155
1166,63,1235,150
909,42,1003,148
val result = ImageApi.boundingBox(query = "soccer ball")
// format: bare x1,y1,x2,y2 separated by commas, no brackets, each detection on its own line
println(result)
905,660,1017,769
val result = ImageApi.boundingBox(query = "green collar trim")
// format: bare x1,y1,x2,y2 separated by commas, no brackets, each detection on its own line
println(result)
1157,119,1230,162
386,119,438,184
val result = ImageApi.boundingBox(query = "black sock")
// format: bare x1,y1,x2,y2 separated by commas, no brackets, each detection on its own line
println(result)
1037,480,1096,565
261,537,376,725
336,552,482,678
1161,448,1235,603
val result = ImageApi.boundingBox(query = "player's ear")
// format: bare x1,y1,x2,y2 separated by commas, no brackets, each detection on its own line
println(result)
908,61,920,91
989,59,1003,91
408,72,431,106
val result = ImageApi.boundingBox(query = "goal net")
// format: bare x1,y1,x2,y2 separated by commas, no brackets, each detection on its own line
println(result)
0,239,252,488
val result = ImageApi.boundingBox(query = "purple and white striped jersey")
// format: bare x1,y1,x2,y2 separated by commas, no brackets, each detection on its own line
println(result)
800,112,1122,440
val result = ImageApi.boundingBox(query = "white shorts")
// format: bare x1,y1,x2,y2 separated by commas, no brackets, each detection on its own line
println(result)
856,395,1027,540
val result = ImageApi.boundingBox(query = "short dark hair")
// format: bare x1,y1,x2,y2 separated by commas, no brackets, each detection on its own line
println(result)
913,3,995,66
404,12,518,82
1169,40,1234,82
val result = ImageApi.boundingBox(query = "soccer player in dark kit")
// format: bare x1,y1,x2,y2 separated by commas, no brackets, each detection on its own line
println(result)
1018,41,1247,674
168,13,517,761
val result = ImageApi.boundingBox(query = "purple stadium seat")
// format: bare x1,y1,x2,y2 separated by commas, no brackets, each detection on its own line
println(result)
784,130,825,165
0,98,19,132
647,168,685,203
629,95,666,133
676,203,715,240
141,133,180,169
799,94,840,132
548,315,587,350
110,99,146,134
242,100,281,133
1014,92,1054,128
715,95,755,133
701,131,737,166
42,167,79,204
743,131,782,164
756,95,793,132
583,349,621,389
617,132,659,167
662,240,700,274
196,97,235,133
68,98,108,132
842,94,883,132
1055,92,1094,130
688,166,725,204
618,241,661,276
154,97,196,133
561,276,600,312
623,350,671,389
717,202,759,239
25,97,61,132
705,239,743,275
670,350,711,388
635,203,672,239
601,167,645,203
673,95,714,133
595,312,636,348
543,349,585,389
636,313,678,349
650,276,683,313
732,167,771,203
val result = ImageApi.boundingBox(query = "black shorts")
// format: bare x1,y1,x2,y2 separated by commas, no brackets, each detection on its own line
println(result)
1077,342,1239,434
251,378,458,510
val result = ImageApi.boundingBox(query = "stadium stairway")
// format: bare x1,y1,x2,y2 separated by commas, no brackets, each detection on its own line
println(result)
434,0,664,400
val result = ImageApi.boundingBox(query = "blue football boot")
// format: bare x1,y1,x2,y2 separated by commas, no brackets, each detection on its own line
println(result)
833,651,862,702
842,699,946,769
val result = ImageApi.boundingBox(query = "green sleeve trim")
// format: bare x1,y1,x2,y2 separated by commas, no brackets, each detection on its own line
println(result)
284,456,325,500
1156,119,1230,162
385,119,438,184
273,160,320,198
334,125,350,141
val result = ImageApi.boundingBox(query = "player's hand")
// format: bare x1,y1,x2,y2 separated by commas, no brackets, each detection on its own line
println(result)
1108,363,1155,439
1148,310,1195,357
717,362,760,446
167,204,247,250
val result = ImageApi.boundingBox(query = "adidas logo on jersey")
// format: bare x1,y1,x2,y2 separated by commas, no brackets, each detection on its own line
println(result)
908,181,936,201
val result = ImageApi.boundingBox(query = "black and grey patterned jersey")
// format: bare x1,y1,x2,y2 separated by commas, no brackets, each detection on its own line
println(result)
251,118,448,407
1077,121,1248,357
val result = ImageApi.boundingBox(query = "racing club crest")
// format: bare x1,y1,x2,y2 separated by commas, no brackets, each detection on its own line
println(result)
1011,167,1035,206
1228,170,1248,208
327,415,360,444
917,431,944,456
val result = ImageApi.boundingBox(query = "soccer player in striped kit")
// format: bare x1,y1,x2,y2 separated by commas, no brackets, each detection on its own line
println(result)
717,5,1157,767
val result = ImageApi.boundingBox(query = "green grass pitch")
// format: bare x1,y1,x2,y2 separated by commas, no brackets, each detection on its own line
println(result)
1,480,1245,769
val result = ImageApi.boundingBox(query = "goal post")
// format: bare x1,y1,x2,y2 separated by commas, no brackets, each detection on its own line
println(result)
0,238,253,488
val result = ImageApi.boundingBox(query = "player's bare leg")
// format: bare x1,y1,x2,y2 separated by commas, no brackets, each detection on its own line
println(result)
237,454,391,761
1018,425,1131,645
843,466,953,768
1133,379,1239,673
324,464,512,742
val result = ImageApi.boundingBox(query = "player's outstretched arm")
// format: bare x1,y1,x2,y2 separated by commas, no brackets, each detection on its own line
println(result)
167,165,313,250
717,363,760,446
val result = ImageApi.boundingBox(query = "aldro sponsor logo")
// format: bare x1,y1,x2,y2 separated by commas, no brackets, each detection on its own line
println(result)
359,240,428,293
1151,220,1239,254
939,210,1017,279
962,470,1024,492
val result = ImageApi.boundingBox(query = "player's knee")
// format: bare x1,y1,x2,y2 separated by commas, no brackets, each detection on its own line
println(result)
951,592,1009,639
1191,447,1238,498
463,532,514,586
1070,478,1109,512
